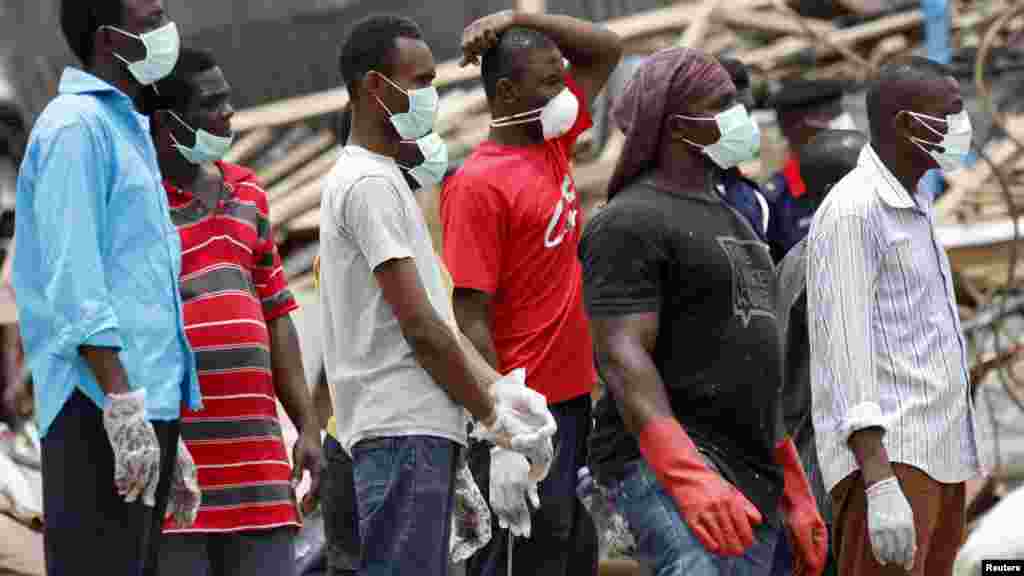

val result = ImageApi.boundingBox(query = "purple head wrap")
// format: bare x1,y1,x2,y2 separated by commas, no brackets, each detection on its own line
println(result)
606,48,734,200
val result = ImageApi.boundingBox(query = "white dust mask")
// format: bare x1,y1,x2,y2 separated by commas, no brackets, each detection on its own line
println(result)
490,87,579,141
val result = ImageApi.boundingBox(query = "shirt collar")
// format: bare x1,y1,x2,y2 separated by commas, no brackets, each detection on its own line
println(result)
860,143,916,210
58,68,134,104
164,161,233,201
782,153,808,199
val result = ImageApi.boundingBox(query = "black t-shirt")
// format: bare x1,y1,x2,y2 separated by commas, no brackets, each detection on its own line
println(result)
579,176,784,525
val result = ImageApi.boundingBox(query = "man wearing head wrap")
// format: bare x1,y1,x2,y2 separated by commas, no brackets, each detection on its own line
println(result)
579,47,827,575
773,129,867,576
763,79,856,262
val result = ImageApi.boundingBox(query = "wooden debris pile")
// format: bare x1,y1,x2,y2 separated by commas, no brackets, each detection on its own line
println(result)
221,0,1020,292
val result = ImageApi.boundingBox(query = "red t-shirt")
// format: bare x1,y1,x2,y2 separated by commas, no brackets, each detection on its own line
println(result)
163,162,300,533
441,76,596,404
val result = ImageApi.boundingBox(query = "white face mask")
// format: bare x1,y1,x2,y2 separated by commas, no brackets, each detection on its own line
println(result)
104,22,180,86
373,72,439,140
167,110,234,165
828,112,857,131
398,132,449,189
490,87,580,141
677,103,760,169
905,109,973,172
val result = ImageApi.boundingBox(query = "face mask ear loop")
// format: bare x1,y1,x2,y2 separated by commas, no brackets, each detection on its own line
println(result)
375,71,409,97
671,114,717,151
490,113,543,128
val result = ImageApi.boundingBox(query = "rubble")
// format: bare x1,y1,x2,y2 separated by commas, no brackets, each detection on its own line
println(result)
229,0,1024,409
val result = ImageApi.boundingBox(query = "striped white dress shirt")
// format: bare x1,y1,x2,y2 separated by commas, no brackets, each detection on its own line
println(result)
806,144,984,492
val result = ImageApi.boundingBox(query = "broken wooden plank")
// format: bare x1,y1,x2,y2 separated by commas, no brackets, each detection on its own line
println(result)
435,87,489,136
717,6,835,36
224,127,273,165
257,130,335,186
737,9,925,70
268,146,340,201
271,176,325,228
678,0,722,48
289,207,321,233
232,2,702,132
516,0,546,13
573,129,626,196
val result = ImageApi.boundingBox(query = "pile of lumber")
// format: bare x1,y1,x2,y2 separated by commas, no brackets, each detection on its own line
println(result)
221,0,1019,291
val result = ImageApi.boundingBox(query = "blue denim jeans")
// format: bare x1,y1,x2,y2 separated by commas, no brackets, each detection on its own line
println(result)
351,436,459,576
607,460,780,576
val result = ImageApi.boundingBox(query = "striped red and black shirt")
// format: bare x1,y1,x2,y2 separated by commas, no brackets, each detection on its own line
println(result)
163,161,300,533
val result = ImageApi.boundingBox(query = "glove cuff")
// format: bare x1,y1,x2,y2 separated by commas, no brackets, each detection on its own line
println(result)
104,388,147,413
774,438,814,506
637,417,708,484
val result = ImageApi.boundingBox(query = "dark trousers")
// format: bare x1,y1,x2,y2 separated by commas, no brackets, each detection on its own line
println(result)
321,435,359,576
351,436,460,576
156,528,297,576
466,394,598,576
42,390,179,576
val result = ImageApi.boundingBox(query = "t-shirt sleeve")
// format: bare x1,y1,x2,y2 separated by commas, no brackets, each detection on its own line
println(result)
579,206,663,316
249,178,299,321
556,74,594,157
440,174,505,295
338,175,415,272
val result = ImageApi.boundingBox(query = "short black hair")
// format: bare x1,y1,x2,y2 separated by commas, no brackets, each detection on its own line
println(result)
339,14,423,101
481,27,557,102
149,48,220,116
718,57,750,92
60,0,125,67
799,129,867,203
866,56,955,142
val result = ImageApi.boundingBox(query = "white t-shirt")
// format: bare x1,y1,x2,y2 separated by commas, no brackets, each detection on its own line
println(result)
319,145,467,454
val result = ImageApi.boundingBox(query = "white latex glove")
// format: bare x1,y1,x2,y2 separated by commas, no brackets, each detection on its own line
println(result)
954,484,1024,576
866,476,917,571
102,389,162,506
474,369,557,481
165,437,201,527
489,447,540,538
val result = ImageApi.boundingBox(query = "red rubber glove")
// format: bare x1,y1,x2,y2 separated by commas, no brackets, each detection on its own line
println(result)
775,438,828,576
638,417,763,556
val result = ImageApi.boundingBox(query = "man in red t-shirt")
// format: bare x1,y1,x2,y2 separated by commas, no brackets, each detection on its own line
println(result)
442,11,622,576
144,48,322,576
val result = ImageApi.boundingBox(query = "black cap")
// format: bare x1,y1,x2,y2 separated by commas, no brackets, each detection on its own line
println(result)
718,57,750,91
767,79,847,113
798,129,867,201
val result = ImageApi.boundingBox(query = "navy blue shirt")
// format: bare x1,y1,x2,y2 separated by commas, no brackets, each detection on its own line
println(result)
721,168,769,242
764,165,817,263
